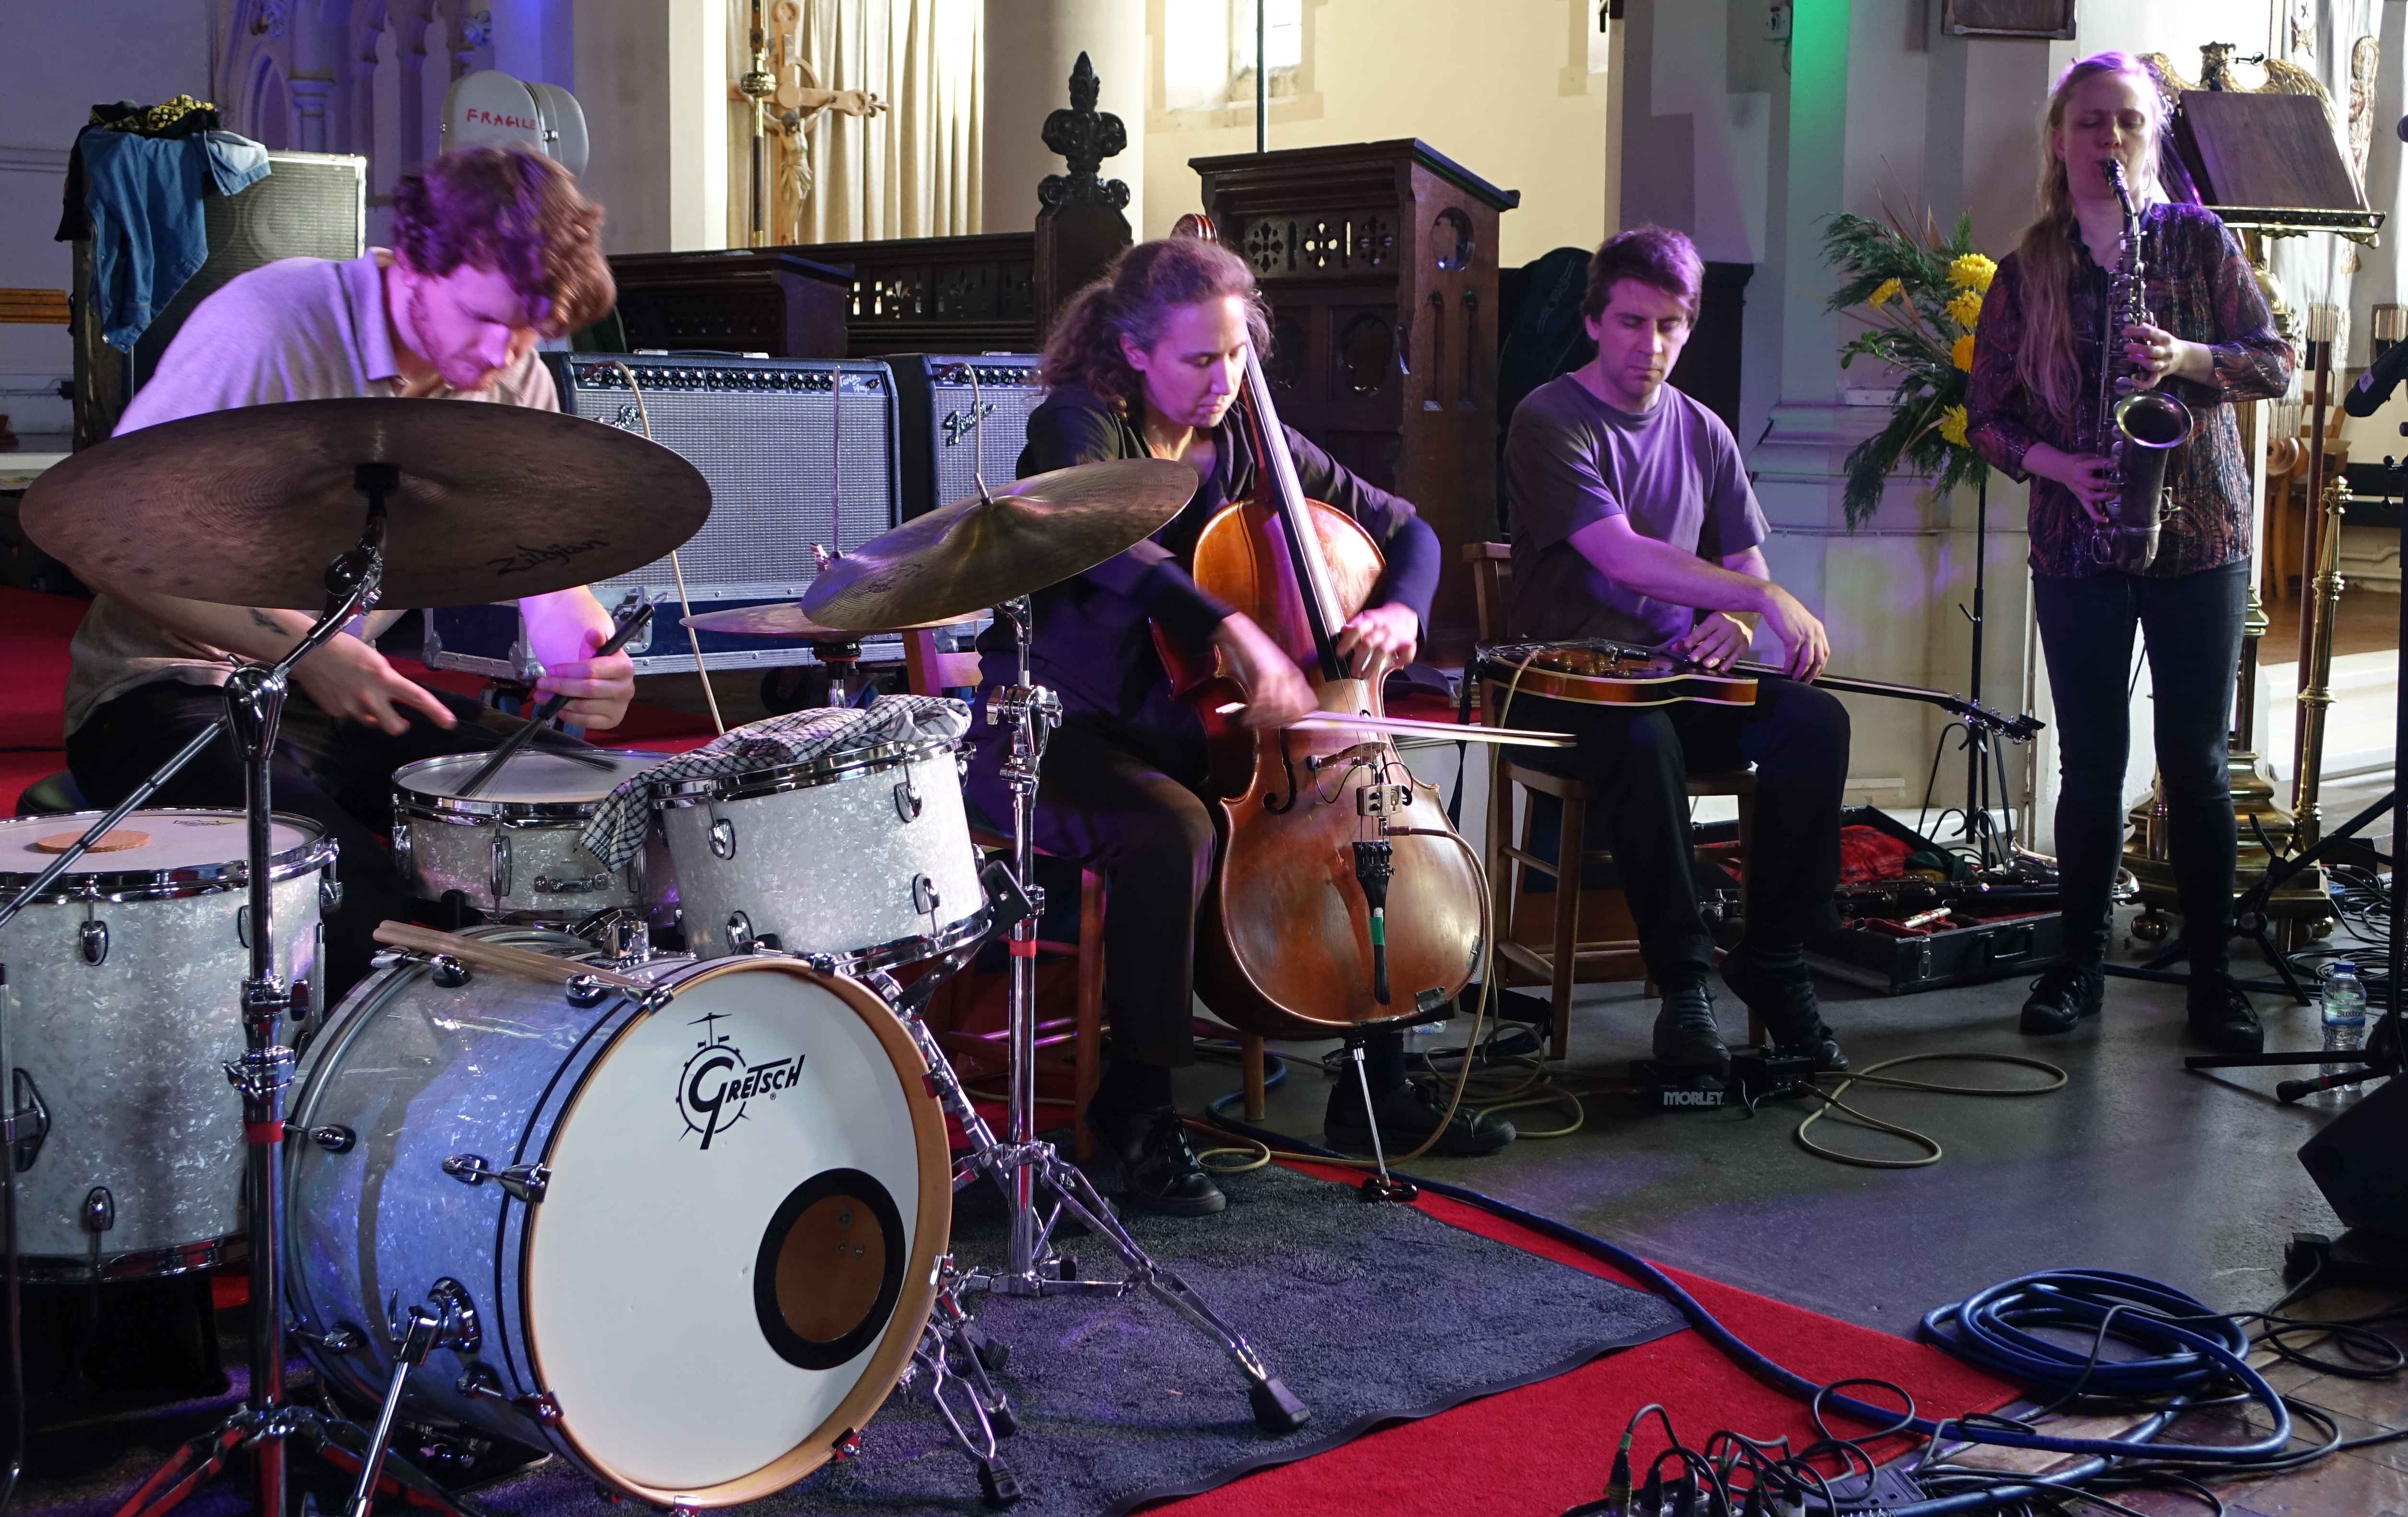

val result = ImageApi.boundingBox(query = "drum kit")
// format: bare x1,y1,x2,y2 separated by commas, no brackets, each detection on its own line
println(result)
8,401,1305,1516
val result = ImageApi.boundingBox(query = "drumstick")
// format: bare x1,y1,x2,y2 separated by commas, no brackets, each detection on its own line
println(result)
454,603,656,799
374,921,653,992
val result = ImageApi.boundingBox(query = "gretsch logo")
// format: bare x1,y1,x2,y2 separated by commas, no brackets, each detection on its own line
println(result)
676,1007,804,1151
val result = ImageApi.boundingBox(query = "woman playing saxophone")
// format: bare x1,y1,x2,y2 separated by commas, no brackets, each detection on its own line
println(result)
1966,51,2291,1051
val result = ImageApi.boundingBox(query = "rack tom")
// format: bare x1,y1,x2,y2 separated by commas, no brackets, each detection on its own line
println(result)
0,809,332,1279
653,733,986,969
393,748,668,923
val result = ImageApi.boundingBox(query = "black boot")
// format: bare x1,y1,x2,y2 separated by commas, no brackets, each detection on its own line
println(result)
1325,1079,1515,1158
2185,969,2264,1053
2019,960,2104,1034
1084,1100,1226,1217
1719,954,1848,1072
1651,980,1730,1077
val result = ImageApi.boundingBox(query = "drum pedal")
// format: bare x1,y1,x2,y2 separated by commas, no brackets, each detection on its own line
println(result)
978,1458,1024,1507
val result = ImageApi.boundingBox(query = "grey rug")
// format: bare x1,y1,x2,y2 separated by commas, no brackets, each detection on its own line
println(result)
475,1162,1685,1517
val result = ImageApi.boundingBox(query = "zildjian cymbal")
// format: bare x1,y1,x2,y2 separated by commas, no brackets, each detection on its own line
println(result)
678,604,977,639
20,398,712,607
798,459,1195,631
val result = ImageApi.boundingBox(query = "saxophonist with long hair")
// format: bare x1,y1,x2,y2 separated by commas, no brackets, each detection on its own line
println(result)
1967,51,2291,1050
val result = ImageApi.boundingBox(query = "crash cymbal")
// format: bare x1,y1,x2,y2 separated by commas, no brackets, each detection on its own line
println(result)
678,604,978,639
20,398,711,607
798,459,1195,631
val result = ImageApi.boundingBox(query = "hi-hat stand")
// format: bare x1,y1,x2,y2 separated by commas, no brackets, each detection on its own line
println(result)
866,596,1307,1506
61,465,486,1517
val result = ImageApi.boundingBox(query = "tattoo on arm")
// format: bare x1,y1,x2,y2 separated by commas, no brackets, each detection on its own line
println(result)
247,608,295,642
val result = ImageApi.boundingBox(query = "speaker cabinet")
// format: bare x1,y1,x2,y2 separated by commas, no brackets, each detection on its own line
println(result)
423,354,904,679
2298,1074,2408,1239
71,152,367,448
885,354,1045,521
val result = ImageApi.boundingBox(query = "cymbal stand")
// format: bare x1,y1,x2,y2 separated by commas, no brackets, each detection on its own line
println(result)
888,598,1308,1476
107,464,482,1517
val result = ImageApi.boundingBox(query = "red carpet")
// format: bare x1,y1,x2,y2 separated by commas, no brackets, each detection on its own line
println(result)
1153,1161,2018,1517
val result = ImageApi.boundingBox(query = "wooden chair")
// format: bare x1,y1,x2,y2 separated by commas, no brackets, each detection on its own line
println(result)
905,629,1109,1159
1462,543,1759,1059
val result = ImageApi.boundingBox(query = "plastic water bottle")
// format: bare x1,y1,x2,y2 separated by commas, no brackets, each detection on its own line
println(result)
2321,962,2368,1083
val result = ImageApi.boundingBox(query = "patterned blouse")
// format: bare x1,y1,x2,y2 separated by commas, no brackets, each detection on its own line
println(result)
1966,203,2292,579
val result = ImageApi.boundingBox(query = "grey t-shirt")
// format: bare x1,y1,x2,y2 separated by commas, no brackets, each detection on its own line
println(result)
63,251,556,735
1504,374,1766,646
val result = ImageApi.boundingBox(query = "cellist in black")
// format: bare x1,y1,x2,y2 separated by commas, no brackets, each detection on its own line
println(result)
963,237,1516,1218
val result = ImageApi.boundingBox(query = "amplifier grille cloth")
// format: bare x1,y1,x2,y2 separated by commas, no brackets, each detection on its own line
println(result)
923,356,1044,509
553,357,898,602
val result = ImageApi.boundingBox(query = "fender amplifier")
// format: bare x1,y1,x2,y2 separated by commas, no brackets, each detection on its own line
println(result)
887,354,1045,520
422,354,903,679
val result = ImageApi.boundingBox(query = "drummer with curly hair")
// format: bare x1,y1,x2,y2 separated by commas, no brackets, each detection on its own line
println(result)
57,144,632,1003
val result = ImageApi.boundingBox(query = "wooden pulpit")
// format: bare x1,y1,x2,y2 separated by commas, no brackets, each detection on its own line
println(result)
1191,139,1520,663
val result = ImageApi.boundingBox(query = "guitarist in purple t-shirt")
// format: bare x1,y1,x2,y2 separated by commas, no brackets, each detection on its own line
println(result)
1501,226,1852,1079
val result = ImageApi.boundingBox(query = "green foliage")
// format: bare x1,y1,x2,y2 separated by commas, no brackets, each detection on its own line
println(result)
1821,208,1992,529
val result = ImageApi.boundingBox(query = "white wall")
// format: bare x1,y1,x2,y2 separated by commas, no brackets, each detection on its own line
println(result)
987,0,1145,236
0,1,213,440
575,0,730,254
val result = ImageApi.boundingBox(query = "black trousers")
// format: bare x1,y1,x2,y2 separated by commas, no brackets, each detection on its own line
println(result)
965,716,1215,1069
1505,677,1850,986
2032,560,2248,972
67,678,499,1003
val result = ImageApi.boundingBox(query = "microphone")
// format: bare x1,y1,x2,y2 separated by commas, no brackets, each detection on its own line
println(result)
2344,337,2408,417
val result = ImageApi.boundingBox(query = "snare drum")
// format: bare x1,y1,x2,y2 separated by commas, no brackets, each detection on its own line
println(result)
393,748,668,922
285,930,947,1504
0,809,331,1279
653,734,986,968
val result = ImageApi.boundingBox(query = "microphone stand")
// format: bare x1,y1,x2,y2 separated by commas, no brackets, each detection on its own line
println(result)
100,464,483,1517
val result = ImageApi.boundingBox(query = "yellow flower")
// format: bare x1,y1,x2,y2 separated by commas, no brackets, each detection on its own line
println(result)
1939,404,1970,447
1945,289,1983,329
1868,277,1903,310
1952,333,1975,371
1948,252,1997,293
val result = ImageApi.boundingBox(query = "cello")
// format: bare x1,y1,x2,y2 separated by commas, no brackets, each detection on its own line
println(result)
1155,219,1489,1043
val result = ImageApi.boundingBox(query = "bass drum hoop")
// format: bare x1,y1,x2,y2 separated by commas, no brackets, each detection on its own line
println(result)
524,954,951,1505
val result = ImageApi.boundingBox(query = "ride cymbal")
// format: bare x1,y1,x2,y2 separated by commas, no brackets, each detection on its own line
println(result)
798,459,1194,630
21,398,712,607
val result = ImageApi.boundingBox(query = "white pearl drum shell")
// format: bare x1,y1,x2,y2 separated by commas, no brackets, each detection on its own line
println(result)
0,810,325,1272
658,745,985,966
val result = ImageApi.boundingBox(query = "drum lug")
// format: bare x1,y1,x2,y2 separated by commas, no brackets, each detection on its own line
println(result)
78,919,108,966
291,1318,367,1354
6,1069,49,1172
913,874,941,916
308,1124,356,1153
82,1185,115,1236
894,778,923,822
724,910,783,955
391,820,413,872
320,856,344,913
440,1152,550,1203
563,973,610,1009
430,954,473,989
832,1427,862,1463
517,1390,562,1423
425,1276,481,1354
490,833,512,900
456,1362,555,1422
709,817,737,860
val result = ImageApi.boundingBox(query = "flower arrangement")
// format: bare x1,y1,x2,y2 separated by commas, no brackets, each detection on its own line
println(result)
1822,209,1996,527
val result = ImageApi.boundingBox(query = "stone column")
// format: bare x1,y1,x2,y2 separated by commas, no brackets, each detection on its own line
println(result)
982,0,1143,236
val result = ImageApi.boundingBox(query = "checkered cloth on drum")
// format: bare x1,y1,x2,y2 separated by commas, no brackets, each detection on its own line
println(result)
579,695,972,870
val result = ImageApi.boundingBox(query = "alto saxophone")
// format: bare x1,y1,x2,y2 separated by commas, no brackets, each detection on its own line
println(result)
2092,160,2194,573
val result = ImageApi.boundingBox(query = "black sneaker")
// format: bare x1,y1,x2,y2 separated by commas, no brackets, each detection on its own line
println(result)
1652,981,1731,1077
1719,955,1848,1072
1326,1079,1515,1158
2020,961,2104,1034
2185,970,2265,1053
1084,1101,1226,1217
